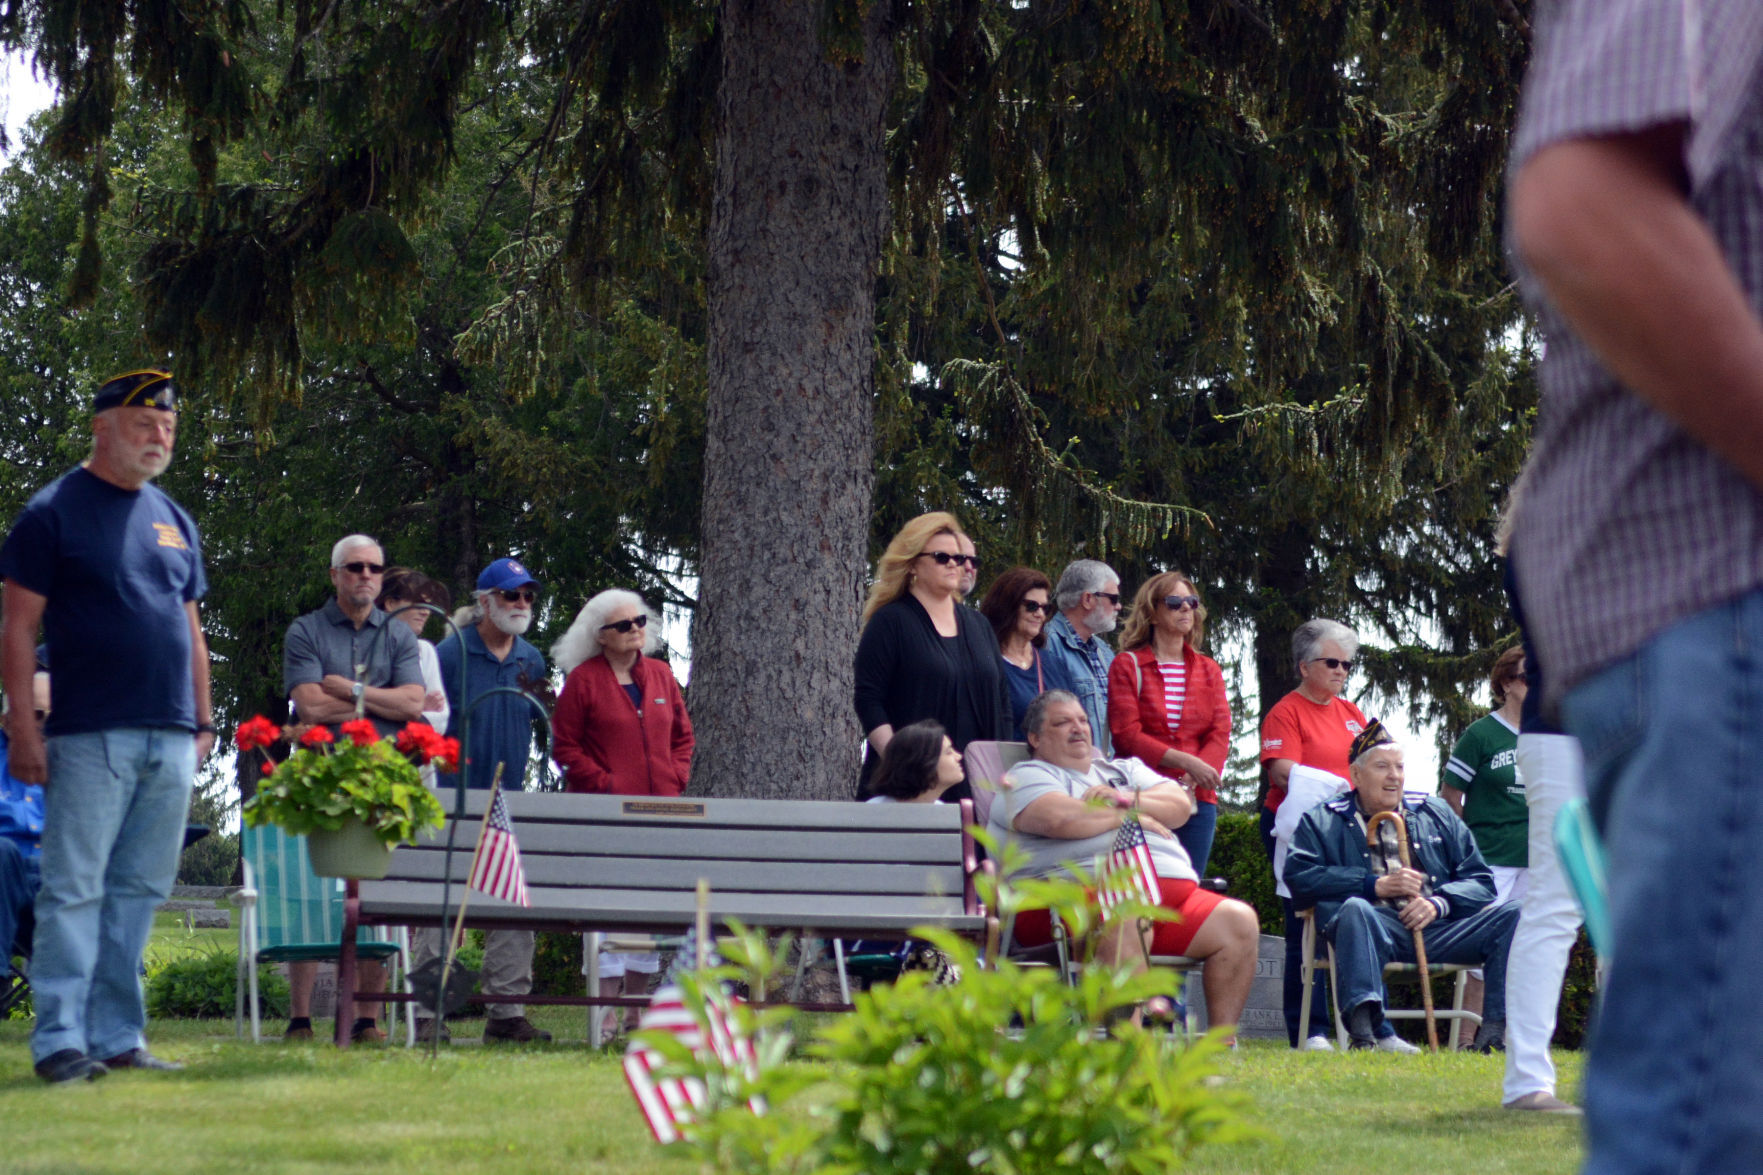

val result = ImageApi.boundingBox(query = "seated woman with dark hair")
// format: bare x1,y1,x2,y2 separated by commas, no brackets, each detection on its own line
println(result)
865,720,966,803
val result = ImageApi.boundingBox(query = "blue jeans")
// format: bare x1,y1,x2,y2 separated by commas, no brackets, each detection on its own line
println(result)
31,729,193,1063
1176,799,1217,878
0,838,38,975
1563,592,1763,1175
1327,896,1520,1025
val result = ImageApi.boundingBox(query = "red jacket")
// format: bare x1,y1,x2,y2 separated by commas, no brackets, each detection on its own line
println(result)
1107,643,1232,803
553,654,694,796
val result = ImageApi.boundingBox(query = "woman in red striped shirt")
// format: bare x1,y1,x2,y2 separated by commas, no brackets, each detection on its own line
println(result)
1106,570,1231,875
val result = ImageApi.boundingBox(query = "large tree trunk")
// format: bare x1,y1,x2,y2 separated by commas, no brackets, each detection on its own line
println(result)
689,0,893,799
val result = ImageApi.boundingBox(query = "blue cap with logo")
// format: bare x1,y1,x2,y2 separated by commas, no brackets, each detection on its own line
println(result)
477,557,539,592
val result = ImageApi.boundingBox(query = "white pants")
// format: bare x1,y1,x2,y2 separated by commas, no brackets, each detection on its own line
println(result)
1470,865,1529,981
1502,732,1587,1103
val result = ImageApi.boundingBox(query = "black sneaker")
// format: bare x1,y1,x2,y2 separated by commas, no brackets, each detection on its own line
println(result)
484,1015,552,1044
1471,1019,1506,1054
415,1018,451,1044
35,1049,107,1084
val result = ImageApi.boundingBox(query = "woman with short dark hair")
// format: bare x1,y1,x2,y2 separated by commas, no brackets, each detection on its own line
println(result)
979,567,1077,740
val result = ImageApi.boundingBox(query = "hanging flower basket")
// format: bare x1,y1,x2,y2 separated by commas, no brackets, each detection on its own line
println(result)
238,716,453,876
306,816,396,880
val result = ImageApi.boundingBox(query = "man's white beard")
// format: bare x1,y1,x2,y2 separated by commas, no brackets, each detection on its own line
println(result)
1085,604,1118,634
489,606,532,636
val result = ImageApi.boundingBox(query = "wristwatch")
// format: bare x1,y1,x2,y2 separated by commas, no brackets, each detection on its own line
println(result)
351,680,365,704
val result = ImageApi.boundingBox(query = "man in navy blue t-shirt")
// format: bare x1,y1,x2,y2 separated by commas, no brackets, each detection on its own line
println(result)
0,369,213,1083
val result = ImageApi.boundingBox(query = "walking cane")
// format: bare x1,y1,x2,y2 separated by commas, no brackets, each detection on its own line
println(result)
1365,809,1439,1052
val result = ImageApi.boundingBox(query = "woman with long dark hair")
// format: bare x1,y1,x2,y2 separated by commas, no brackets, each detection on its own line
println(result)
866,719,966,803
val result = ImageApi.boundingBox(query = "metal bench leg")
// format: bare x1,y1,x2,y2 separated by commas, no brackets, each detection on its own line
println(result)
832,937,851,1005
789,934,817,1003
586,932,603,1048
336,880,360,1049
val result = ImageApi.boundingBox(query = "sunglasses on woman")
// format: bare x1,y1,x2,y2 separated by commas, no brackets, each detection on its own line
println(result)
599,615,648,634
1020,599,1049,615
1310,657,1353,671
920,550,978,568
1162,595,1201,611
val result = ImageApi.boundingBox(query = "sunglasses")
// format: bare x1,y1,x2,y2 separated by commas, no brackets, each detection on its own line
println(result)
1092,591,1121,605
340,561,386,575
920,550,978,568
1162,595,1201,611
1020,599,1050,615
1310,657,1354,672
497,589,538,603
599,615,649,634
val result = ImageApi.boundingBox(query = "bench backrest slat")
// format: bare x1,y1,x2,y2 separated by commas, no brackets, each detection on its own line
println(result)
387,851,966,898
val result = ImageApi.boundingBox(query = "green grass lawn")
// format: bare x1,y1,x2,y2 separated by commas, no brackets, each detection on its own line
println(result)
0,1016,1584,1175
0,915,1585,1174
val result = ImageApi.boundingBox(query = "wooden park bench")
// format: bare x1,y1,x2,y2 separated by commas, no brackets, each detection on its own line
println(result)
338,790,989,1044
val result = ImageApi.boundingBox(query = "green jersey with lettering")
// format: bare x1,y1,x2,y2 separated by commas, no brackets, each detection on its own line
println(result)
1441,712,1526,867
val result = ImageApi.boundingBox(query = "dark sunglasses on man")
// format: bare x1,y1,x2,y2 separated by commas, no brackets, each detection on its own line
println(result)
341,561,386,575
600,615,648,634
497,589,538,603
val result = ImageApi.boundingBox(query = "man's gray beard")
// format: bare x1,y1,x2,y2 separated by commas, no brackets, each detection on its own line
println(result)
490,608,532,636
1085,605,1117,634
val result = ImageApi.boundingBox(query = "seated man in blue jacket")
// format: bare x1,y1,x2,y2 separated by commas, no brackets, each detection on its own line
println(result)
1,673,49,978
1284,719,1518,1052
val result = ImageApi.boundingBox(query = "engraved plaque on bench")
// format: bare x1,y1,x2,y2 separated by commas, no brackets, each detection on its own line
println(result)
622,800,706,818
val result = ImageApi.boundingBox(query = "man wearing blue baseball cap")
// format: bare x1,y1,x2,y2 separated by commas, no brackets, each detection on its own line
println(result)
420,557,551,1044
0,369,213,1082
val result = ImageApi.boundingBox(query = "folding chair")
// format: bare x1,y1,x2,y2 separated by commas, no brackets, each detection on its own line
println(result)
232,823,412,1045
1297,907,1480,1049
0,956,26,1018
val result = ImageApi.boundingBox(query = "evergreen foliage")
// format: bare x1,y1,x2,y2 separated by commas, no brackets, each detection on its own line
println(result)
1,0,1540,797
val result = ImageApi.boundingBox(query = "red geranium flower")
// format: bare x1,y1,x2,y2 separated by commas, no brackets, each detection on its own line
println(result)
340,718,379,747
299,725,335,748
261,760,275,776
433,737,462,773
234,715,281,752
396,721,445,760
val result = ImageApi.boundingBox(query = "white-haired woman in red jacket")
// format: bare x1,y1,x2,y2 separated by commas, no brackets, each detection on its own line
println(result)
552,588,694,1034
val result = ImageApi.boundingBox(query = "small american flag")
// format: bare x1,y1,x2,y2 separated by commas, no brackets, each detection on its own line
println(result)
1097,812,1160,917
467,788,530,907
623,984,762,1144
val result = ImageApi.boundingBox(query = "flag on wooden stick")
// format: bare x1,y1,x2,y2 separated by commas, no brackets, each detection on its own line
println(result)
1097,812,1160,917
467,785,530,907
624,880,764,1144
622,983,761,1143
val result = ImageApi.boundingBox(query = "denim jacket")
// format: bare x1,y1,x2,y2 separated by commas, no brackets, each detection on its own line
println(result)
1284,791,1494,933
1041,612,1113,756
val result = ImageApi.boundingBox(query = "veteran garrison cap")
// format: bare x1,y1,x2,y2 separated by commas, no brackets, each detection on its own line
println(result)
1348,718,1399,765
93,369,178,414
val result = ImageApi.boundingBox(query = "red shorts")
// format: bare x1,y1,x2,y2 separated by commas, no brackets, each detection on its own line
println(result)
1012,877,1225,957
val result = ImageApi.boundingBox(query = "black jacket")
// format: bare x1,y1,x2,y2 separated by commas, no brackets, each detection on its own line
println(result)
853,594,1012,794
